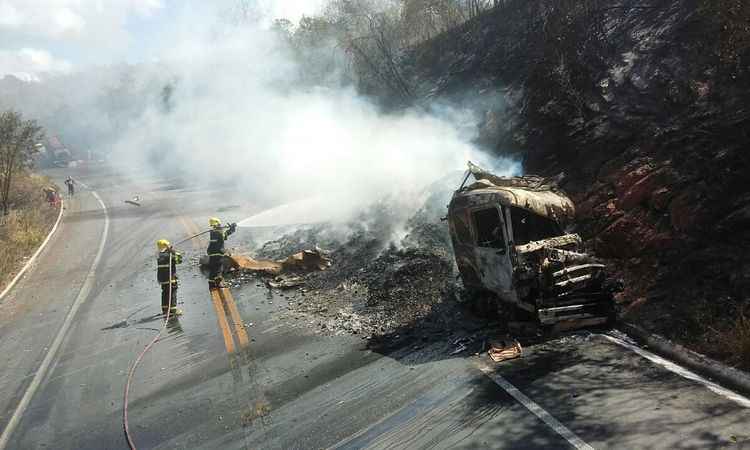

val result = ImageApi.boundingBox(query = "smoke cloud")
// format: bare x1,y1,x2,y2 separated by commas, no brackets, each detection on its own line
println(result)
1,3,519,227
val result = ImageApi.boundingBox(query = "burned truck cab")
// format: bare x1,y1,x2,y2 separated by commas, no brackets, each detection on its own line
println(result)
448,163,615,329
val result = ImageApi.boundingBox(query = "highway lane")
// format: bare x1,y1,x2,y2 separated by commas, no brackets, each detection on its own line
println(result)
0,178,104,439
1,165,749,449
0,167,257,449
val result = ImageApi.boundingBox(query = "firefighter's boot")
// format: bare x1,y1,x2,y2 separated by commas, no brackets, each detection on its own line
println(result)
209,276,225,290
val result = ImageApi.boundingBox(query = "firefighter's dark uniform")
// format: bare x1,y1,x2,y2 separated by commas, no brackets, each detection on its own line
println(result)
157,249,183,314
65,178,75,196
207,223,236,289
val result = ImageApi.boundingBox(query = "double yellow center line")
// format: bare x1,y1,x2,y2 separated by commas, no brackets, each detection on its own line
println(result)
211,288,250,352
178,216,250,354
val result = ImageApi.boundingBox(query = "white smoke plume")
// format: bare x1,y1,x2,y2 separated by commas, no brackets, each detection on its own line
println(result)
1,2,520,227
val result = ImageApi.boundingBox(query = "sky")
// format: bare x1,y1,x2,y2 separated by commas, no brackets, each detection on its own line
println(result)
0,0,326,81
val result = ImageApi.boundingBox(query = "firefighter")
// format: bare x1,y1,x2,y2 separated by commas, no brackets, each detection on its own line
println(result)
207,217,237,289
157,239,183,316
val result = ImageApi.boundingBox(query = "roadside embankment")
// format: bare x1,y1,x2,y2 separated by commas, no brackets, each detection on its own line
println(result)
0,173,61,292
619,322,750,399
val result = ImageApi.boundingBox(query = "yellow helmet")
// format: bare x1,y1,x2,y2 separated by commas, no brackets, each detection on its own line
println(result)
156,239,171,251
209,217,221,227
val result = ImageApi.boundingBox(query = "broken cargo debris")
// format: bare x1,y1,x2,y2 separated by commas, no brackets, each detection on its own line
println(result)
448,162,616,329
200,248,332,289
488,338,523,362
227,248,332,276
266,276,305,289
226,255,283,275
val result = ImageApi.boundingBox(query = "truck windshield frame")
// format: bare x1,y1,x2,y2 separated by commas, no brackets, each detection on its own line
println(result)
509,206,563,245
472,207,506,249
453,214,473,244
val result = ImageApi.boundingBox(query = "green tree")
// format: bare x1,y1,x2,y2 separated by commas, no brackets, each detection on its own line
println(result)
0,110,44,215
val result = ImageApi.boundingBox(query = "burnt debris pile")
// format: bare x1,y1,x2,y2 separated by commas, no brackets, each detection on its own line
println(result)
229,181,497,344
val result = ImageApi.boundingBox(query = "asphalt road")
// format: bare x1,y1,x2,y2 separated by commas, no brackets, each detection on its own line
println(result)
1,165,749,449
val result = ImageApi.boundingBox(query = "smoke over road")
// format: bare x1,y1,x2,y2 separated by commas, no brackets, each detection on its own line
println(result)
1,2,518,225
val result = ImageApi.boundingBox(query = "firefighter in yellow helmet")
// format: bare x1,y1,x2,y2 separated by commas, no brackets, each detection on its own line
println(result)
157,239,183,316
206,218,237,289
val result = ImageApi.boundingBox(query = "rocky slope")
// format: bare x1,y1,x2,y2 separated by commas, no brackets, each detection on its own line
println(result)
404,0,750,367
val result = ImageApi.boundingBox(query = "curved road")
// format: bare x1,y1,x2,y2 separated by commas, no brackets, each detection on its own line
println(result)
0,166,749,449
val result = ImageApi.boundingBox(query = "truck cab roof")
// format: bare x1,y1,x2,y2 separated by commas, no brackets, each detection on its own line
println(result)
450,162,576,224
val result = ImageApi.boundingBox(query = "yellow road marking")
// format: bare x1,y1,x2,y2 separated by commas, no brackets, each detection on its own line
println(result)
210,289,236,354
178,216,206,249
219,288,250,349
177,215,250,354
177,215,236,353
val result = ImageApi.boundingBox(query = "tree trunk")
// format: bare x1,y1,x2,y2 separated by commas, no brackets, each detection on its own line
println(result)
1,153,14,216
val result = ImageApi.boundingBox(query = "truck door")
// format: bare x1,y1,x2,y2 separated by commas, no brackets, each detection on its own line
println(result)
449,208,482,288
471,206,513,299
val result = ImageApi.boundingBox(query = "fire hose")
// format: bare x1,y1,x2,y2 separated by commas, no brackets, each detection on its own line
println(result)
172,224,233,247
122,224,233,449
122,251,174,450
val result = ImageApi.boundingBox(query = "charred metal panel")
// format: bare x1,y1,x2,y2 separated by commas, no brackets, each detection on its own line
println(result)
449,208,483,289
515,234,582,254
469,206,514,300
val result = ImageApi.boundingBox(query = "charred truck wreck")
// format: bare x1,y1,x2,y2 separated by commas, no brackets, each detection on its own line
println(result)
448,162,616,330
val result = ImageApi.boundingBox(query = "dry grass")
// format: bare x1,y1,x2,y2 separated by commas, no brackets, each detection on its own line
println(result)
0,173,59,289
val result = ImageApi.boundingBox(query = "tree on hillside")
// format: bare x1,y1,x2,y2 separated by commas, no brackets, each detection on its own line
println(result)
225,0,502,99
0,111,44,216
308,0,503,99
402,0,464,42
325,0,415,102
289,16,353,86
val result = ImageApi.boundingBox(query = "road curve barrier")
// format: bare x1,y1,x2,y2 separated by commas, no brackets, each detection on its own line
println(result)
618,322,750,401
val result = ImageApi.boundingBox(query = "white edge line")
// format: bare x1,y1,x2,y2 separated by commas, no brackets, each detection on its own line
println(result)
477,363,595,450
600,332,750,409
0,197,65,302
0,190,109,449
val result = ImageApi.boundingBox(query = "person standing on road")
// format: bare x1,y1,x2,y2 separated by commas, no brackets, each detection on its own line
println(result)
157,239,183,316
64,176,75,197
207,217,236,290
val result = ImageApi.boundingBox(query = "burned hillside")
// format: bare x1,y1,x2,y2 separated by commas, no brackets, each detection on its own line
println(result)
399,0,750,367
220,1,750,368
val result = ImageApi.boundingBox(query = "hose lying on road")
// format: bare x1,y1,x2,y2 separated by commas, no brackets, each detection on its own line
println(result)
121,224,235,448
122,252,174,450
